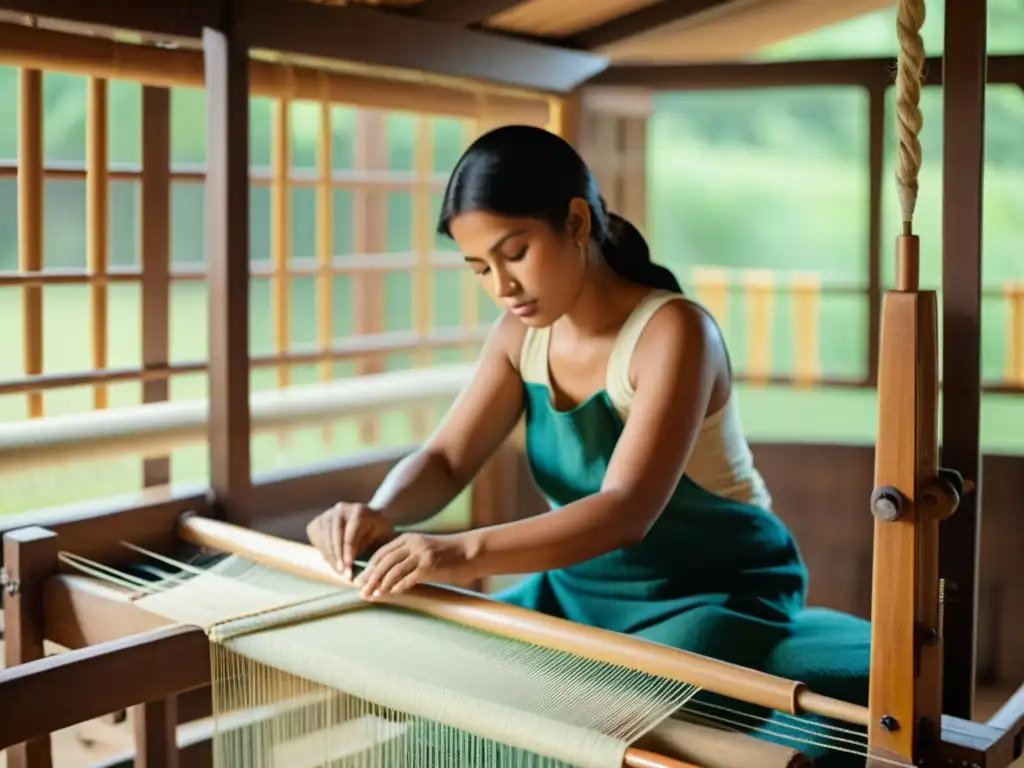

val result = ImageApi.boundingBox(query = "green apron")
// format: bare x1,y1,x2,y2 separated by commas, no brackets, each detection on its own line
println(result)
493,378,871,766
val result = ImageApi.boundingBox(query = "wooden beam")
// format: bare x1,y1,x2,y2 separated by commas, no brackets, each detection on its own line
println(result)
939,0,987,722
590,54,1024,90
938,712,1017,766
0,22,549,122
412,0,529,26
565,0,733,51
0,0,218,39
240,0,607,93
988,683,1024,737
203,3,253,523
0,490,207,569
0,625,210,752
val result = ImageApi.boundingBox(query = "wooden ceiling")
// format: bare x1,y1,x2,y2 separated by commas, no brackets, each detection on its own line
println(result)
334,0,895,63
0,0,900,95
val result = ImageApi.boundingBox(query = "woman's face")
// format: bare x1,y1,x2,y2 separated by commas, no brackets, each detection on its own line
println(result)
447,199,591,327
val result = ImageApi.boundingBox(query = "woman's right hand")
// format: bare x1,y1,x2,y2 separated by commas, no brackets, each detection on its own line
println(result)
306,503,395,580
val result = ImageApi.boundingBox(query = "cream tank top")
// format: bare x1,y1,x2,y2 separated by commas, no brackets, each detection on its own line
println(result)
517,289,774,512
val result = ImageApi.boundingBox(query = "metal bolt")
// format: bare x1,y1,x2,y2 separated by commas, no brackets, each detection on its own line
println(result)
880,715,899,732
871,486,903,522
0,568,19,597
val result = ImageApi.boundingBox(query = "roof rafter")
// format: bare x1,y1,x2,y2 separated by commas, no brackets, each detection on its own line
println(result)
410,0,530,26
241,0,607,93
565,0,736,51
0,0,218,40
0,0,609,93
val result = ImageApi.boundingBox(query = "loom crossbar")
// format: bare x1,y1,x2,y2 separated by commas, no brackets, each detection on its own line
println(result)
176,512,869,728
0,624,209,751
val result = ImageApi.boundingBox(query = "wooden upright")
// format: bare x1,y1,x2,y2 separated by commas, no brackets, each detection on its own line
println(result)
867,225,955,763
865,1,969,762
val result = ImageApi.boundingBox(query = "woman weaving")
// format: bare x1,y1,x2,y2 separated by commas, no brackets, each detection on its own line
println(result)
307,125,869,765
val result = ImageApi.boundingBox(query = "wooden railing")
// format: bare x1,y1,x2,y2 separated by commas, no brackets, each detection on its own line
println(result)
689,267,1024,391
0,365,476,476
0,44,555,522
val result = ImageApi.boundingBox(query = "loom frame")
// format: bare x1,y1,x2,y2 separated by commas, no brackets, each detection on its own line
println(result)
1,527,817,768
1,0,1023,766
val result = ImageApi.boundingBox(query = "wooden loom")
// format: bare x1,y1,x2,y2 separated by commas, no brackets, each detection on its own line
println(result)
2,1,1023,768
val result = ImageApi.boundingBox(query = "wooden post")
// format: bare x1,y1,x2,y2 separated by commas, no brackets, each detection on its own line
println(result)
866,85,885,386
203,2,253,522
140,85,172,489
351,110,388,446
2,526,59,768
18,68,44,420
578,86,653,234
86,76,110,412
939,0,987,719
411,114,434,439
867,231,962,765
549,91,582,150
131,697,179,768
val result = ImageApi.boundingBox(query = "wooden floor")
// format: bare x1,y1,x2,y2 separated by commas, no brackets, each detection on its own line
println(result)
0,638,1016,767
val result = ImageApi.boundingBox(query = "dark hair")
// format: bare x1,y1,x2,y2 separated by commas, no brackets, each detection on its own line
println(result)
437,125,681,294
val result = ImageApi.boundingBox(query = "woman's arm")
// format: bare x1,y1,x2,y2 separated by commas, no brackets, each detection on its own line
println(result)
368,312,526,527
458,301,721,578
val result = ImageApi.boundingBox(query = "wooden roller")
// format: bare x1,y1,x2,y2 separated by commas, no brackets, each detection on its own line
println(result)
177,512,867,728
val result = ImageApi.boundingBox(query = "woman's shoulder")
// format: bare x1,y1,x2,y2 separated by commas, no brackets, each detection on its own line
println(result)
631,294,726,375
484,310,531,375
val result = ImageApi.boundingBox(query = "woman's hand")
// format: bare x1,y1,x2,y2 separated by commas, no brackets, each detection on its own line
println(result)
353,532,476,600
306,502,395,580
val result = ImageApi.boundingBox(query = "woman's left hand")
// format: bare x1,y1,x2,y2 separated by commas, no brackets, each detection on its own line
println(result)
353,532,475,600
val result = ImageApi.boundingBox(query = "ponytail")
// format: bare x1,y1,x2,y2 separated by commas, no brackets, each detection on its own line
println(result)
600,206,682,294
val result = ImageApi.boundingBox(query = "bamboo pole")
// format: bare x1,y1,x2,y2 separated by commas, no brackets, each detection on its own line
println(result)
0,364,478,475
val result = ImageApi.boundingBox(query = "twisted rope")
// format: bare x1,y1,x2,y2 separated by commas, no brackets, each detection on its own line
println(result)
894,0,927,228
